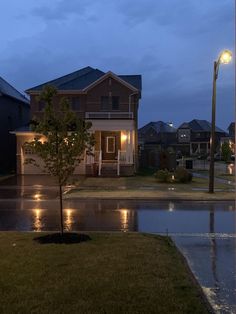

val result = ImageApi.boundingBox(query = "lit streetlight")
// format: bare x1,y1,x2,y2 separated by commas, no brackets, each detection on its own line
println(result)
209,49,232,193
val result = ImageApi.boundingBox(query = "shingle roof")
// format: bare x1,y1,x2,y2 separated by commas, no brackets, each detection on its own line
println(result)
0,77,29,105
139,121,176,134
26,66,142,93
179,119,225,133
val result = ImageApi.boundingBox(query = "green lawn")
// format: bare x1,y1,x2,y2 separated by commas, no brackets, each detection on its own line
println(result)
67,175,234,200
0,233,209,314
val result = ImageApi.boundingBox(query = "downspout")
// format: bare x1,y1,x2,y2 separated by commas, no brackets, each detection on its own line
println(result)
129,92,139,172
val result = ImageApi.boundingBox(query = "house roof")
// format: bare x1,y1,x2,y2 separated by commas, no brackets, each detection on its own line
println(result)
0,76,29,105
139,121,176,134
26,66,142,93
228,122,235,130
178,119,225,133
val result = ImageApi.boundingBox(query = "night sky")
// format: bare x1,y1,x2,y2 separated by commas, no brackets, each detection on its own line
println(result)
1,0,234,130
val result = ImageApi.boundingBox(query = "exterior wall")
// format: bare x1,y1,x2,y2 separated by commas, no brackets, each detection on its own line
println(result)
0,95,29,173
86,77,138,119
178,128,191,143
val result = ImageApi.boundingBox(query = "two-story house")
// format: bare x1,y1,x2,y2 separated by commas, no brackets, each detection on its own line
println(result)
176,119,226,156
13,66,142,176
138,121,177,168
0,76,29,173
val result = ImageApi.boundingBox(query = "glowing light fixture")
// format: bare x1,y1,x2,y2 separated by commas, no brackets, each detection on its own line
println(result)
219,49,232,64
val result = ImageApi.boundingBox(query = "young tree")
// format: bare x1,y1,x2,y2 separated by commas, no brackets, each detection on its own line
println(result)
221,142,233,173
24,86,94,236
221,142,232,164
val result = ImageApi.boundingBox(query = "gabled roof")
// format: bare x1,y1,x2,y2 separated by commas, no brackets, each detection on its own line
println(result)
26,66,142,94
139,121,176,134
178,119,225,133
0,77,29,105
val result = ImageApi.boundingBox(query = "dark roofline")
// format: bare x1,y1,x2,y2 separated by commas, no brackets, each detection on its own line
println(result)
25,66,95,93
0,77,29,105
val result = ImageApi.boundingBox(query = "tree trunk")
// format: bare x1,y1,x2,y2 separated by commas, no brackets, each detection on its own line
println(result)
59,184,64,236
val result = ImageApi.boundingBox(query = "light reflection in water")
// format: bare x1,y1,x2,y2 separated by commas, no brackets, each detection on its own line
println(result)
120,209,129,232
65,209,74,231
227,163,234,175
33,209,43,232
168,202,175,212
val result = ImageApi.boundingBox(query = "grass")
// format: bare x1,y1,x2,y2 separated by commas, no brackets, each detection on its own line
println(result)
0,232,209,314
66,174,234,201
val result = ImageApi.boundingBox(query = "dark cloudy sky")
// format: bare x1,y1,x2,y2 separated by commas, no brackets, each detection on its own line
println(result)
1,0,234,130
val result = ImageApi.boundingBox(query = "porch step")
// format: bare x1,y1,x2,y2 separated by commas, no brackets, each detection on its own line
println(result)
100,163,118,177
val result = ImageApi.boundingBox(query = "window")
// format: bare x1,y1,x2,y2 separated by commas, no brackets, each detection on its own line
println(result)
101,96,109,110
71,97,80,111
24,146,34,155
112,96,119,110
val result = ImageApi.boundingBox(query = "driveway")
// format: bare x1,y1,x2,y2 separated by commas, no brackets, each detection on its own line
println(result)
0,175,61,200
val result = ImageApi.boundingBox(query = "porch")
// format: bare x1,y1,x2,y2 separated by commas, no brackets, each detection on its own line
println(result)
85,130,135,176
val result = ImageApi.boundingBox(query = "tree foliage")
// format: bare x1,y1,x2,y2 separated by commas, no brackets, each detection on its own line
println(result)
221,142,232,163
24,85,94,185
24,85,95,235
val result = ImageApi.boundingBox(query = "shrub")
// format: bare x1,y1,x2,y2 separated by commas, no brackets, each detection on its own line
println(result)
154,169,172,183
174,167,192,183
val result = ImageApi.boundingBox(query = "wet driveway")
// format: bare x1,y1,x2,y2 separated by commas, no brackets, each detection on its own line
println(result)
0,176,235,313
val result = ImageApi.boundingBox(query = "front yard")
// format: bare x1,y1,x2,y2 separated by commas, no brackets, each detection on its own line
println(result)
66,174,235,201
0,232,209,314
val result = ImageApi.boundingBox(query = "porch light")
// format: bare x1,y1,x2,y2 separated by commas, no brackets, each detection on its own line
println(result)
34,193,41,201
121,134,127,142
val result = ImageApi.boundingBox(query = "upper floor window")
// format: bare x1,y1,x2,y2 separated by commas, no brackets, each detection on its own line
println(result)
112,96,119,110
71,97,80,111
101,96,109,111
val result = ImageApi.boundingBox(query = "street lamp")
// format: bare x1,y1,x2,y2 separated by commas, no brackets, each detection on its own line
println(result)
209,49,232,193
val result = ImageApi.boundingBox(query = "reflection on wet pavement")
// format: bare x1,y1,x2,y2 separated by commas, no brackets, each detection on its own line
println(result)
0,196,235,313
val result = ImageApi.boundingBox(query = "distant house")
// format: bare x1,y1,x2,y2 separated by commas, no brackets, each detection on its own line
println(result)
138,121,176,147
138,121,177,169
177,119,226,156
13,66,142,176
220,122,235,154
0,77,29,173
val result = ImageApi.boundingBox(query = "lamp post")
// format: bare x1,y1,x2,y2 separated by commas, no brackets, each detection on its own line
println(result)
209,49,232,193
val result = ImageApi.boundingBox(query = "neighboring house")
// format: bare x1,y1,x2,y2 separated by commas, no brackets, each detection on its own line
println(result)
0,77,29,173
138,121,176,148
228,122,235,138
138,121,177,169
220,122,235,154
13,66,142,176
176,119,226,156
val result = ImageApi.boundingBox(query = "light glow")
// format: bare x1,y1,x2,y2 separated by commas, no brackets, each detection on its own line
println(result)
219,50,232,64
121,133,127,142
33,209,43,232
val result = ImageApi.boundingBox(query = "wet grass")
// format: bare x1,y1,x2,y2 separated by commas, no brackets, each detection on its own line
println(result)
0,232,209,314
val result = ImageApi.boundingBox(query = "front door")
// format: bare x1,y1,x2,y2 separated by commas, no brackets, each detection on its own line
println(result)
101,131,120,160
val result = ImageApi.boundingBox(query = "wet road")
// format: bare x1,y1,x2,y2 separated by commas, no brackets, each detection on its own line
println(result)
0,176,235,313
